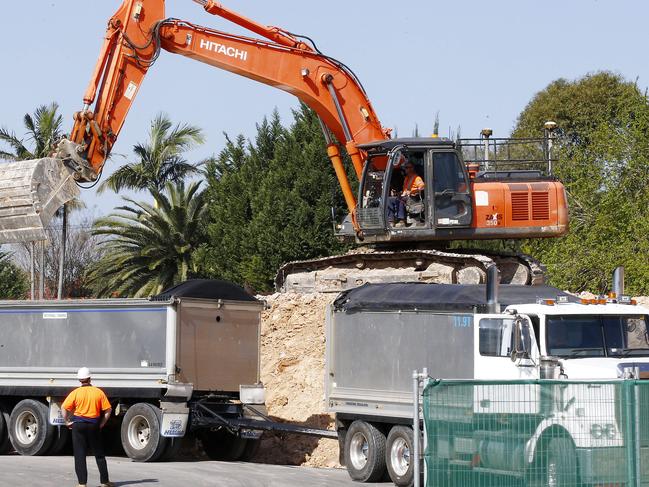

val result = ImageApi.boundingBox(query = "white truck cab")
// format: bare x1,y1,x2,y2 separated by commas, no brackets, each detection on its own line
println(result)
475,299,649,380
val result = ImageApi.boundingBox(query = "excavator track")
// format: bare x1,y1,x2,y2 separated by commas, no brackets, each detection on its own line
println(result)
275,248,546,293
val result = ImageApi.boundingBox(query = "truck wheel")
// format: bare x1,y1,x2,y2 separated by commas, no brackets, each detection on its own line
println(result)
0,403,12,454
120,403,168,462
544,437,578,487
239,437,261,462
48,426,71,455
386,426,414,487
344,420,386,482
159,437,183,461
199,429,247,461
8,399,56,456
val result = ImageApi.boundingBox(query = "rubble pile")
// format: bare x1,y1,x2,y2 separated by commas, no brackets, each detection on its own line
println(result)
254,292,340,467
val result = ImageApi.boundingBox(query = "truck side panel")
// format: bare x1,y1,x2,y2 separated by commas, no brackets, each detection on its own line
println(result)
0,305,167,370
327,307,474,419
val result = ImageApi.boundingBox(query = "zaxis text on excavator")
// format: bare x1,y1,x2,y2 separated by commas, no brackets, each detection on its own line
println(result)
0,0,569,291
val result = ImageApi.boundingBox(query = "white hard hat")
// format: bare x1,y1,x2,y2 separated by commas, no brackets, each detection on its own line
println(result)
77,367,91,380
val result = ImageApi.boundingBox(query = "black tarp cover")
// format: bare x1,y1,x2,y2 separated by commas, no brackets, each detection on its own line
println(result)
333,283,578,313
152,279,258,302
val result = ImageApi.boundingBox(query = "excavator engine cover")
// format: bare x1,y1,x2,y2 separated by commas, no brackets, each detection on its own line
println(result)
0,158,79,243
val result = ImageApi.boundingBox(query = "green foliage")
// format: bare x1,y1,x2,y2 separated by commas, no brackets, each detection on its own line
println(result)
0,102,63,160
0,252,29,299
514,72,649,294
195,106,350,291
88,181,207,297
99,113,204,193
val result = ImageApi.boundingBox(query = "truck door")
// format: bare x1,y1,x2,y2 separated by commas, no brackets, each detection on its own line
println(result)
430,151,472,228
474,314,539,380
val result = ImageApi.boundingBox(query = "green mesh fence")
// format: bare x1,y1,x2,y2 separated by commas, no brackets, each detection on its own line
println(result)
422,379,649,487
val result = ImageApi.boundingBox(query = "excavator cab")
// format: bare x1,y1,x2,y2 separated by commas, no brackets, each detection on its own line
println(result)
337,129,567,245
351,138,474,242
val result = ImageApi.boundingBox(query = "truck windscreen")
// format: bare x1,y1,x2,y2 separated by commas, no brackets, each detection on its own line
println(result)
546,315,649,358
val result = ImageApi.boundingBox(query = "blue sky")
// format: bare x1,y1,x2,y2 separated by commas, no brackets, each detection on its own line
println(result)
1,0,648,215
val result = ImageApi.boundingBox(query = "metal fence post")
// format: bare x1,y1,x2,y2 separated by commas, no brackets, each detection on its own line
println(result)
413,370,421,487
634,379,641,487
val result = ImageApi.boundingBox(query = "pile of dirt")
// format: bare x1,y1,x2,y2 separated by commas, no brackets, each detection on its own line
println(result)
253,292,340,468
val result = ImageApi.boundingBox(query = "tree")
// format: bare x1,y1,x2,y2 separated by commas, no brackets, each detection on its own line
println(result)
12,212,101,298
514,72,649,294
195,106,350,291
88,181,207,297
0,252,29,299
0,102,63,161
99,113,204,193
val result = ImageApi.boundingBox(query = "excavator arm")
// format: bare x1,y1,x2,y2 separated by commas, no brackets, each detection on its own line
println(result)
64,0,390,216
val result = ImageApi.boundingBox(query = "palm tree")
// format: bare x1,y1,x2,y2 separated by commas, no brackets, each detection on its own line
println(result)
99,113,204,194
0,102,64,161
88,181,207,297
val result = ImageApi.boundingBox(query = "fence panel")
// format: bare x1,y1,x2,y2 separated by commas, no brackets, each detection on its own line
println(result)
422,379,648,487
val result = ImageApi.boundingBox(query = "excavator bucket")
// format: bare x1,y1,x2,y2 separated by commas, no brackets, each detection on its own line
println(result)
0,158,79,243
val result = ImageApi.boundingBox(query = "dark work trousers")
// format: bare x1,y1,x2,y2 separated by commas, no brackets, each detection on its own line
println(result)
387,196,407,222
71,422,109,485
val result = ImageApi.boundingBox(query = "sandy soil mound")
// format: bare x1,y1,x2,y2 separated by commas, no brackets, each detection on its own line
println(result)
253,292,340,468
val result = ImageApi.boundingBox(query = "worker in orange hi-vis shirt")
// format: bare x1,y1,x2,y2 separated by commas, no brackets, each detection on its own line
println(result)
387,161,426,227
62,367,113,487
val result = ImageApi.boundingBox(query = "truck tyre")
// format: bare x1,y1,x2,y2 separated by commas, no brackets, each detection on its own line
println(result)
344,420,387,482
120,403,168,462
8,399,56,456
48,426,71,455
199,429,247,461
159,437,183,461
544,437,578,487
239,437,261,462
0,403,12,454
386,426,414,487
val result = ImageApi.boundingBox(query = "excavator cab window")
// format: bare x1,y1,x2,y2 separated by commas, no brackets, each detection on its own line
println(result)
431,151,472,227
360,159,385,211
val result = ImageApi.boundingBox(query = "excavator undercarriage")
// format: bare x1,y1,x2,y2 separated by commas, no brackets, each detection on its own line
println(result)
276,247,545,293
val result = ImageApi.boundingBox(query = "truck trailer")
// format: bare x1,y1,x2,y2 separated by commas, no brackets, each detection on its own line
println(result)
326,268,649,486
0,280,269,462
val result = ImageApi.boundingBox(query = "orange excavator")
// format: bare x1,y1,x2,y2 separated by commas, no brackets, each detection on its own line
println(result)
0,0,568,290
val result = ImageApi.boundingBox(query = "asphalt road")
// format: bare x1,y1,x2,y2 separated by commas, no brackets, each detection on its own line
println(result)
0,456,387,487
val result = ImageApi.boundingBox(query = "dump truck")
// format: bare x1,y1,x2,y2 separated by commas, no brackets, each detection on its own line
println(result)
326,268,649,486
0,280,270,462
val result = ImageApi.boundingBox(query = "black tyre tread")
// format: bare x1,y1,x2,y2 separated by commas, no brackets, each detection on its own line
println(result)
48,426,71,455
546,437,578,487
120,403,168,462
239,438,261,462
386,425,414,487
0,407,11,454
200,429,247,461
344,420,387,483
159,437,183,462
8,399,56,456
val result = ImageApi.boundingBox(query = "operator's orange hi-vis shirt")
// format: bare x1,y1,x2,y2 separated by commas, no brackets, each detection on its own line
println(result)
403,174,425,194
62,386,111,419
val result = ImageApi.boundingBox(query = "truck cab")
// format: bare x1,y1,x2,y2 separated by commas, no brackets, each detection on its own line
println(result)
476,299,649,380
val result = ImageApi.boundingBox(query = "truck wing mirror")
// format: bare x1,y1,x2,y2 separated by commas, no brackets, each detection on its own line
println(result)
511,317,531,362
